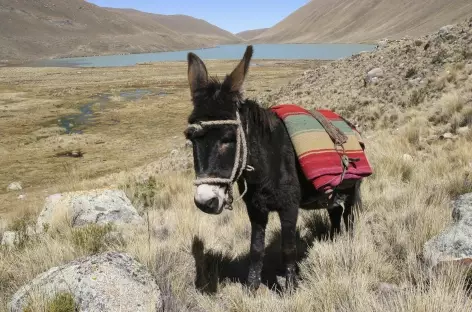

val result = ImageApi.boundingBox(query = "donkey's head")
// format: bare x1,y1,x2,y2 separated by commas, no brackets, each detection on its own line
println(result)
184,46,253,214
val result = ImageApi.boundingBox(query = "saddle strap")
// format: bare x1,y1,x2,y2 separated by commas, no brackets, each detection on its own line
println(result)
310,109,348,145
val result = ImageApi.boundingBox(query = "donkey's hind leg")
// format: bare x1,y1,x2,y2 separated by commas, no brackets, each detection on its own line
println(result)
342,181,362,235
328,181,362,237
327,204,343,238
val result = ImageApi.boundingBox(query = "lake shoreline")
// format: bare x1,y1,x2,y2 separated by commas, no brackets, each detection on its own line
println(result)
21,43,376,68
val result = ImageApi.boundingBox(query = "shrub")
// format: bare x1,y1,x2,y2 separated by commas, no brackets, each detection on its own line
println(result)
71,223,114,254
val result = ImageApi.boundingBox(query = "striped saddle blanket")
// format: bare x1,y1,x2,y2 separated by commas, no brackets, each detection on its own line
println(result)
271,104,373,194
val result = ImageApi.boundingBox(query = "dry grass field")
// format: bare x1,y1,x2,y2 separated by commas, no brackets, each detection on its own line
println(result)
1,20,472,310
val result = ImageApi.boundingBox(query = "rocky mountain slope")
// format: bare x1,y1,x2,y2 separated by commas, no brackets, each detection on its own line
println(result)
0,0,241,61
253,0,472,43
262,17,472,136
236,28,268,41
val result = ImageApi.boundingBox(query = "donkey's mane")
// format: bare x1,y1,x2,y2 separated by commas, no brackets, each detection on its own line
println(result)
241,99,276,139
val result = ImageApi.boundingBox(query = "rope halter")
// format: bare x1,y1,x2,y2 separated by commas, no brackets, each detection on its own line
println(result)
187,111,254,210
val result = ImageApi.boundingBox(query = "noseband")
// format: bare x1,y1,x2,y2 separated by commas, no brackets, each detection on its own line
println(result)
187,110,254,210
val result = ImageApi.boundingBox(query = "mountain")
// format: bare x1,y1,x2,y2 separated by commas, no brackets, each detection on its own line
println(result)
109,9,241,45
236,28,268,41
0,0,241,61
253,0,472,43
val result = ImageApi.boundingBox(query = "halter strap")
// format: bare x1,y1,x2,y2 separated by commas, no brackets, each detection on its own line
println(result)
187,111,254,210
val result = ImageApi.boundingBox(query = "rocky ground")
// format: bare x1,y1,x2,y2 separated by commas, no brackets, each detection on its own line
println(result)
1,17,472,312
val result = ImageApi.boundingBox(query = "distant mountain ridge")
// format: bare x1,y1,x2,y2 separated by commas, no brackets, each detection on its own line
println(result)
236,28,268,41
0,0,242,61
252,0,472,43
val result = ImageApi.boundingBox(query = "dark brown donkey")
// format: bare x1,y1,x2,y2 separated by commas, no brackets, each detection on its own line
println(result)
184,45,362,292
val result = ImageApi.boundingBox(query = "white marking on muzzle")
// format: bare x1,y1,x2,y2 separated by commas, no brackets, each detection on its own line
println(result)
194,184,226,210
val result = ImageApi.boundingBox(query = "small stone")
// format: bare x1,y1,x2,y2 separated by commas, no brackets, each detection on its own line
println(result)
439,25,454,35
402,154,414,162
185,140,193,148
440,132,456,140
457,127,470,136
170,149,179,157
367,68,384,79
17,194,26,200
7,182,22,191
1,231,18,248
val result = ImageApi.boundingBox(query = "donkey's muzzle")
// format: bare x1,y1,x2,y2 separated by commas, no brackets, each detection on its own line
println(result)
194,184,226,215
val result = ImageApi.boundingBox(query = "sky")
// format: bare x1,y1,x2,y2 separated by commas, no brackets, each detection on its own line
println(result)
87,0,309,34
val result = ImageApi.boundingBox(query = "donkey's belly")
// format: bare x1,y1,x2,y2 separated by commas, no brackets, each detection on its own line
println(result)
299,194,329,210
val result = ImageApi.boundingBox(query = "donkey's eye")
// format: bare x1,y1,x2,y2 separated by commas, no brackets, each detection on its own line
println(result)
220,136,236,144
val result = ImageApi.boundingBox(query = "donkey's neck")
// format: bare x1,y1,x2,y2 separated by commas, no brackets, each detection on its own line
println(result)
239,100,280,174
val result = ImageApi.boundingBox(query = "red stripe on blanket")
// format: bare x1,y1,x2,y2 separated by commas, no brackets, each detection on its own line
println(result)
271,104,373,194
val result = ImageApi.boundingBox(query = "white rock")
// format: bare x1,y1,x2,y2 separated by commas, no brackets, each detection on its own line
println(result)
457,127,470,136
7,182,22,191
367,68,384,79
1,231,18,248
9,252,162,312
18,194,26,200
402,154,414,162
440,132,456,140
36,189,144,232
439,25,454,35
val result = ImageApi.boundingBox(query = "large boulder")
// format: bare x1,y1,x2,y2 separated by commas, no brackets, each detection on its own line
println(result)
9,252,162,312
36,189,143,232
424,193,472,267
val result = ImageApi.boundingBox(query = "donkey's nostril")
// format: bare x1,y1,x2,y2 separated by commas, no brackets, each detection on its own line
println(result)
206,197,219,210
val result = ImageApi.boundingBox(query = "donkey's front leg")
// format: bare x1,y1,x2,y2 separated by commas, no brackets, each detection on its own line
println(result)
279,207,298,291
247,208,268,291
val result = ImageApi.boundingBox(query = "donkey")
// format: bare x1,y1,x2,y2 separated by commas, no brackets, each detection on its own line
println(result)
184,45,362,292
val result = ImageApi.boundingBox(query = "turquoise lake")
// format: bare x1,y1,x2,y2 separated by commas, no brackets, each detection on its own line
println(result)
36,44,376,68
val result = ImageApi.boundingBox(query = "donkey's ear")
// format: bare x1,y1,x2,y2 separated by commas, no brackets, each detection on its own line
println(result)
223,45,253,93
187,52,209,97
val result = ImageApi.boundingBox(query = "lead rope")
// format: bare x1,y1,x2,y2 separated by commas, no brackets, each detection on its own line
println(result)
188,111,253,210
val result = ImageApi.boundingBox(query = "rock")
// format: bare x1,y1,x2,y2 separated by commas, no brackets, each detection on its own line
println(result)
402,154,414,162
439,25,454,35
440,132,457,140
185,140,192,148
377,39,389,49
17,194,26,200
7,182,22,191
1,231,18,248
424,193,472,268
170,149,179,157
367,68,384,79
457,127,470,136
370,77,380,85
36,189,143,232
9,252,162,312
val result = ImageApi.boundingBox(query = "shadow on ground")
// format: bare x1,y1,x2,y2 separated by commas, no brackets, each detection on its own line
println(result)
191,212,331,294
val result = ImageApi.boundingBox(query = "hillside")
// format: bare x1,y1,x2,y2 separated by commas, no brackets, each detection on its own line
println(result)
236,28,268,41
253,0,472,43
0,0,241,61
110,9,241,45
